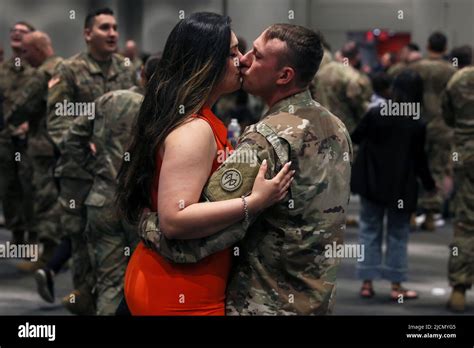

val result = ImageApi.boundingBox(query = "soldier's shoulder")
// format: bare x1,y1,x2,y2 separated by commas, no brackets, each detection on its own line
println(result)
55,53,87,73
319,61,345,75
39,56,63,75
449,66,474,84
263,102,346,136
111,53,133,72
96,89,143,105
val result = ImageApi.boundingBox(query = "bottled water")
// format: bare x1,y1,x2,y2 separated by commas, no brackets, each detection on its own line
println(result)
227,118,241,148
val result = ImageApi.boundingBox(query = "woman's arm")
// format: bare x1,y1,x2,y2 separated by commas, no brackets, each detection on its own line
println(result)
157,117,292,240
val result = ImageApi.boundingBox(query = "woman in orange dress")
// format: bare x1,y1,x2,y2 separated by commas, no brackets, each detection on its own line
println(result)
116,12,293,315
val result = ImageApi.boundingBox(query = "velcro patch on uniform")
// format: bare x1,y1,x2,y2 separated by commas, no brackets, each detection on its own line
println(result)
48,76,60,89
220,169,243,192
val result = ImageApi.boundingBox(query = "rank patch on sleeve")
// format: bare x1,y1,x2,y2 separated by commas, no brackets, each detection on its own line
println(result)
220,169,243,192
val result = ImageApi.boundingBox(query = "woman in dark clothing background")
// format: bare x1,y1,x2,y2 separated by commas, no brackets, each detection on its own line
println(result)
351,69,437,300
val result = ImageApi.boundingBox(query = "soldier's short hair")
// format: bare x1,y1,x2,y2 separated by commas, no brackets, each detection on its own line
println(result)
450,45,472,68
14,21,35,32
341,41,359,60
428,31,447,53
407,43,419,52
84,7,114,29
263,23,323,88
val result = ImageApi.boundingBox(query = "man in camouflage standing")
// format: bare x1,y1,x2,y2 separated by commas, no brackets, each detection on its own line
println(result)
7,31,63,273
0,21,35,245
410,32,456,231
442,61,474,312
47,7,136,314
311,41,372,134
61,56,158,315
141,24,352,315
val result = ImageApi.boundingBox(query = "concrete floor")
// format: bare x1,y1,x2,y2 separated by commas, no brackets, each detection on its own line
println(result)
0,196,472,315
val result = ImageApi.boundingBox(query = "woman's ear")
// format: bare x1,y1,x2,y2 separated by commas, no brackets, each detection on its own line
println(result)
276,66,296,86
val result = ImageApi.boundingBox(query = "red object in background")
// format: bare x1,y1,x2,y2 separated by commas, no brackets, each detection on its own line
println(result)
366,31,374,42
376,31,411,60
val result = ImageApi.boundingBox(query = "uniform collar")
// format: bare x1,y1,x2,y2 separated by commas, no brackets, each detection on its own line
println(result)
265,89,314,116
84,51,120,79
6,56,28,72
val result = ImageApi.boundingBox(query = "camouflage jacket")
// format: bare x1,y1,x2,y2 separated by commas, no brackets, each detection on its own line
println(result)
47,51,136,179
7,56,63,157
442,66,474,166
410,57,456,126
63,89,143,206
387,62,407,78
141,90,353,315
0,56,34,139
311,61,372,134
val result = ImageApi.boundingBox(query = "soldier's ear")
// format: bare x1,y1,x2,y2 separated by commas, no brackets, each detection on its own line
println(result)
84,28,92,43
276,66,295,86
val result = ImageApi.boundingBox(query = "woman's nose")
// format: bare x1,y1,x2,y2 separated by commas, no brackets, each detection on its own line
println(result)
240,51,251,68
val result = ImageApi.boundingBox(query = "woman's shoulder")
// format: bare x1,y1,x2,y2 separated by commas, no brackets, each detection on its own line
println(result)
164,116,215,150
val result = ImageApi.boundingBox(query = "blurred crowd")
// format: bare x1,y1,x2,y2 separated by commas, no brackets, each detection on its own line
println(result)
0,6,473,315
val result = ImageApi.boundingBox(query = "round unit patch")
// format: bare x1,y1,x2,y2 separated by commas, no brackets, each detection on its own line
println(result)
220,169,243,192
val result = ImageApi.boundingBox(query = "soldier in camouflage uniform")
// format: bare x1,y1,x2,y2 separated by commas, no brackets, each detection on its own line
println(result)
410,32,456,231
140,24,352,315
6,32,63,272
47,8,135,314
61,56,158,315
311,41,372,134
442,65,474,312
387,43,421,79
64,90,142,315
0,21,36,245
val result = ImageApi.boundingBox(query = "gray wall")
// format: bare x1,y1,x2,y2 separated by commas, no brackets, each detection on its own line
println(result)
1,0,473,59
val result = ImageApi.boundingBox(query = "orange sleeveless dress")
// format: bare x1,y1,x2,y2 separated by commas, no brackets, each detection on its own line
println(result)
124,106,233,315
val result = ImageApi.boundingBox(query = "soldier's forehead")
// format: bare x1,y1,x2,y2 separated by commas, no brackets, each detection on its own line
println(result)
94,14,117,25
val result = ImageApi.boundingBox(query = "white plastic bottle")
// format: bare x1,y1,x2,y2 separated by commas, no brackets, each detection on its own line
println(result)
227,118,241,148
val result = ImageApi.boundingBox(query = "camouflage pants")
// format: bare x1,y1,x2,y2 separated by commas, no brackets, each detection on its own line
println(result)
30,156,62,244
418,124,453,214
0,137,34,242
448,163,474,288
58,177,95,293
86,199,138,315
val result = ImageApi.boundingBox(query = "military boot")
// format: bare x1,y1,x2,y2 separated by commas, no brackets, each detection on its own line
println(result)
421,213,436,231
16,240,57,273
447,285,466,312
62,288,96,315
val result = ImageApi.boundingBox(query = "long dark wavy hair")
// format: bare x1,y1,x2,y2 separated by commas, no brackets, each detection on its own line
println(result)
116,12,231,223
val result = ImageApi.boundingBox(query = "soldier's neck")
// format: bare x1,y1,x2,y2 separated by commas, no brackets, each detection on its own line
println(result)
266,87,305,109
88,49,113,63
427,51,444,60
11,47,22,58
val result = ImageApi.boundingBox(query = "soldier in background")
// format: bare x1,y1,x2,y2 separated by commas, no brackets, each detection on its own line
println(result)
58,56,157,315
140,24,352,315
411,32,456,231
5,31,63,273
449,45,472,70
122,40,143,79
387,43,420,78
312,41,372,134
0,21,36,245
47,7,136,315
442,63,474,312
